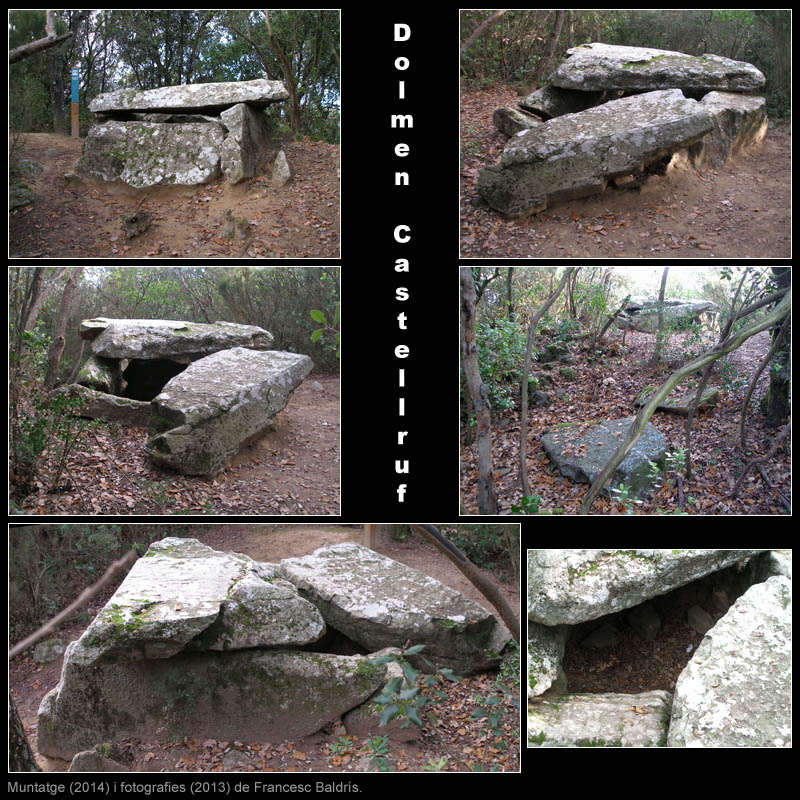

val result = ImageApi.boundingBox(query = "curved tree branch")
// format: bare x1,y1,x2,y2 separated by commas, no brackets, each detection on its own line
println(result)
580,289,792,513
411,524,520,645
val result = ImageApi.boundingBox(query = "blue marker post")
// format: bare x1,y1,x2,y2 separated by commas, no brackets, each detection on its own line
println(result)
70,65,79,137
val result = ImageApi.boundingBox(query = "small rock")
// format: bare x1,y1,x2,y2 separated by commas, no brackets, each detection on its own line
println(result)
581,622,619,649
687,604,714,634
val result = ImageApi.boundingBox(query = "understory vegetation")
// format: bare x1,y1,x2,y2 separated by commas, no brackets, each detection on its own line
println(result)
460,267,791,515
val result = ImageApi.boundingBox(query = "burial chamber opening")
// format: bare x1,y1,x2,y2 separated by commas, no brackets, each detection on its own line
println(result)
560,555,768,695
120,358,187,401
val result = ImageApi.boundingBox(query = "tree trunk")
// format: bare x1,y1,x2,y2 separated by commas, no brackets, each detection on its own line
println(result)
519,268,575,497
460,268,498,514
650,267,670,364
532,10,565,85
411,525,519,645
763,267,791,426
9,693,40,772
44,267,82,391
580,289,792,513
460,10,507,57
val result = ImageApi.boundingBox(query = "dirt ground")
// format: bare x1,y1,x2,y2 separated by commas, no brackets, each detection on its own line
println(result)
9,133,340,259
12,374,340,516
460,86,791,258
460,327,792,515
9,525,521,773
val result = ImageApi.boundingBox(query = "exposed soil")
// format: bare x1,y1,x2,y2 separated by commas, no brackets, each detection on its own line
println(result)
9,133,340,259
460,328,791,515
560,566,749,695
10,526,520,773
11,374,340,516
460,86,791,258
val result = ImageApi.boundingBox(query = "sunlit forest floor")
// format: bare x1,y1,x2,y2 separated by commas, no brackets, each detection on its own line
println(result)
460,86,791,259
461,329,791,515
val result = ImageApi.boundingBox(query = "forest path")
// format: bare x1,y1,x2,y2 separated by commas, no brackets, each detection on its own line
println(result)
12,374,340,516
10,132,340,259
10,526,520,773
460,86,791,258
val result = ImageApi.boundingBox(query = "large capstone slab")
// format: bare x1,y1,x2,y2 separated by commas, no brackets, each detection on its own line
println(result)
147,347,313,476
540,416,667,498
83,317,274,361
528,690,672,747
549,43,766,94
667,575,792,747
527,549,769,626
477,89,713,217
76,537,325,660
280,542,512,675
89,78,289,114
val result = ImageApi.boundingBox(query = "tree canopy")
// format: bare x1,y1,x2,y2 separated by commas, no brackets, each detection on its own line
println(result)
9,9,340,142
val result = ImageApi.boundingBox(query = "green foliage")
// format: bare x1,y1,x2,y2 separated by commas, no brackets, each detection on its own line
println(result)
9,10,341,143
367,645,460,733
474,318,528,411
310,304,340,359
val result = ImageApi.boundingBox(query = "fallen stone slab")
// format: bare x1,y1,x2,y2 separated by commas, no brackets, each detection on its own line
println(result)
38,648,384,760
617,299,717,333
519,84,605,120
634,384,719,416
477,89,713,217
528,690,672,747
61,383,152,427
77,119,227,187
68,747,130,772
668,575,791,747
492,106,543,136
147,347,313,476
83,317,274,361
549,43,766,94
89,78,289,114
689,91,768,169
540,416,667,498
280,542,512,675
527,549,768,626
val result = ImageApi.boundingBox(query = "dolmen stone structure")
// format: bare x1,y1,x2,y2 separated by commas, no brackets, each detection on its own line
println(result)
77,78,288,187
65,317,312,476
527,549,792,747
540,416,666,499
481,43,768,217
616,297,718,333
37,538,513,760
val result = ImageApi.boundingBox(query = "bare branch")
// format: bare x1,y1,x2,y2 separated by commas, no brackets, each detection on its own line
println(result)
9,550,138,660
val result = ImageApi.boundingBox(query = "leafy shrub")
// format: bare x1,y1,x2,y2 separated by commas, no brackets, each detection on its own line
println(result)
474,318,528,411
